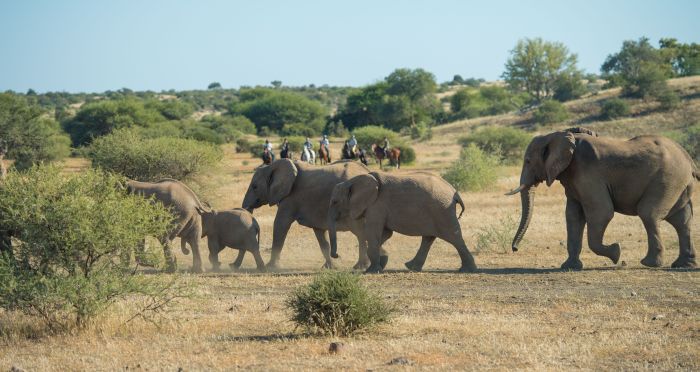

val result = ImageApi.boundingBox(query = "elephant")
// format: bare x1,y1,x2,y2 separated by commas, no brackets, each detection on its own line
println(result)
507,127,698,269
196,207,265,272
242,159,377,269
328,171,478,273
126,178,206,273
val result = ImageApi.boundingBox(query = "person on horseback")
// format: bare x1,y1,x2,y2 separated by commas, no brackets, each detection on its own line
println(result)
347,134,357,157
263,139,274,161
320,134,330,155
304,137,314,151
280,138,289,158
342,141,350,159
382,136,390,159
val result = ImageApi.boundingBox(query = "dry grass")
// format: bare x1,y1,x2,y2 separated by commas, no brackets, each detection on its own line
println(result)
1,81,700,370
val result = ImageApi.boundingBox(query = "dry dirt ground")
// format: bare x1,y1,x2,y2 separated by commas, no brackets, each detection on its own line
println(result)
2,90,700,370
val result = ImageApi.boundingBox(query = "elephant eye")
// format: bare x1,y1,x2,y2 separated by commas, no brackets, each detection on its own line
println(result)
252,185,258,190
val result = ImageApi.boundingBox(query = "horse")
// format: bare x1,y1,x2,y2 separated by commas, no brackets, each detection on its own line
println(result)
262,148,273,165
318,145,331,165
341,143,368,166
372,144,400,169
301,146,315,164
280,147,292,159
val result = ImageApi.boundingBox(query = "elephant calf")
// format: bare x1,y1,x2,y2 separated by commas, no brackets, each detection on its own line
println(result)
328,172,477,273
197,208,265,272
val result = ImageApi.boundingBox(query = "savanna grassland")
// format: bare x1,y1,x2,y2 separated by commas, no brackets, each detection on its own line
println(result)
1,79,700,371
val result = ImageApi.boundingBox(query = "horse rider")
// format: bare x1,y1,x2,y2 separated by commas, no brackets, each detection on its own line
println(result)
304,137,314,152
263,139,274,161
342,141,350,159
280,138,289,158
382,136,391,159
347,134,358,157
320,134,330,155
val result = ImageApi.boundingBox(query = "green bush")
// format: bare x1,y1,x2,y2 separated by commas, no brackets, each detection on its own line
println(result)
533,100,569,125
235,137,257,156
286,271,392,336
656,90,680,111
677,123,700,161
232,89,327,133
458,127,530,164
87,129,222,181
600,98,630,120
395,144,416,164
0,93,71,170
281,122,321,137
0,166,181,331
474,215,521,254
442,144,500,192
281,136,307,152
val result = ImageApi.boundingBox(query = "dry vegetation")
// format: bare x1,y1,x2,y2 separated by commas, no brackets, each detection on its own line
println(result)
1,79,699,371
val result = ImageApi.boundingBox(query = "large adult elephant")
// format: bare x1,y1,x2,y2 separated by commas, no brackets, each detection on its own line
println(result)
327,172,477,273
242,159,375,269
506,128,698,269
127,179,207,272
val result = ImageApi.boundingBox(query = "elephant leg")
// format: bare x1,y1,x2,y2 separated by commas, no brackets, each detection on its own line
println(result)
666,203,697,268
562,198,585,270
250,249,267,272
405,236,436,272
188,223,204,273
365,229,384,274
379,229,392,270
267,211,295,269
584,204,620,265
639,216,664,268
230,249,246,270
313,228,334,269
353,233,370,270
207,238,221,272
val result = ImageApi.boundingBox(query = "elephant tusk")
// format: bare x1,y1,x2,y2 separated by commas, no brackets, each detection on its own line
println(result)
504,184,526,196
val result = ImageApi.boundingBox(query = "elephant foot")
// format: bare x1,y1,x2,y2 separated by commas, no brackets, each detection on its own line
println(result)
229,262,242,270
365,264,383,274
671,256,696,269
560,258,583,270
641,253,663,268
266,260,281,270
321,261,336,270
181,247,190,255
353,260,370,270
209,264,222,272
404,259,424,272
190,265,204,274
256,265,268,273
607,243,621,264
458,263,477,273
379,255,389,270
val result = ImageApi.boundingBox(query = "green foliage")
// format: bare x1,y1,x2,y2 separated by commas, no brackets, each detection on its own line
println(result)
352,126,401,151
407,122,432,141
63,98,165,146
0,93,71,169
657,90,680,111
235,138,258,156
281,136,306,152
207,82,222,90
658,38,700,77
553,71,587,101
675,123,700,161
503,38,584,102
533,100,569,125
286,271,392,336
231,89,326,134
474,215,521,254
450,86,523,120
145,99,194,120
601,37,672,98
0,166,181,331
281,122,324,137
442,144,500,192
458,127,530,164
395,144,416,164
87,129,222,181
600,98,630,120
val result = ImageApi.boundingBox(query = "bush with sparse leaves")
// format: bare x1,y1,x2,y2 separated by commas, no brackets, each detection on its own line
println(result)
458,127,530,164
533,100,569,125
442,144,500,192
0,166,183,331
600,98,630,120
287,271,392,336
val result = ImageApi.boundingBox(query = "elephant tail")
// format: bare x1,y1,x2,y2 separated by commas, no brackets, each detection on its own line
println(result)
693,168,700,182
454,193,465,219
253,218,261,248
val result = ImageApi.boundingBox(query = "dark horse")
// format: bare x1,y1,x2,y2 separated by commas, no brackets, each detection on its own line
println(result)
341,143,368,166
372,144,400,169
262,149,273,165
280,147,292,159
318,145,331,165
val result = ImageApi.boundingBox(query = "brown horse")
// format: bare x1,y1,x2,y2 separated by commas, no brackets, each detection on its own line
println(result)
262,149,273,165
318,145,331,165
372,144,400,169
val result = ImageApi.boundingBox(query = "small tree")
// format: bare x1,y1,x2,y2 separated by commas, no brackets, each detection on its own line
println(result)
458,127,531,164
207,82,222,90
0,166,181,331
442,145,500,192
601,37,672,98
600,98,630,120
533,100,569,125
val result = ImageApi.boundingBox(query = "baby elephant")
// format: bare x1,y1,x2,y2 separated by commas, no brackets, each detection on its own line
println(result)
328,172,477,273
197,207,266,272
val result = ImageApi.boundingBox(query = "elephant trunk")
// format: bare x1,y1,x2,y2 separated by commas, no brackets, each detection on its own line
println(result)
328,208,339,259
511,187,535,252
241,186,258,213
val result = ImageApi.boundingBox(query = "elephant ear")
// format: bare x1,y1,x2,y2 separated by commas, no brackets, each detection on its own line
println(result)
268,159,298,206
348,174,379,220
544,131,576,187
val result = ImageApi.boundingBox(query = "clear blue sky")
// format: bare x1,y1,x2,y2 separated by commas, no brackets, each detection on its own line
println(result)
1,0,698,93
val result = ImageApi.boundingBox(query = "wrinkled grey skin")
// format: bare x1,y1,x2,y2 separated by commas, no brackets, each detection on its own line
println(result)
197,208,265,272
508,128,698,269
242,159,385,269
328,172,477,274
127,179,206,273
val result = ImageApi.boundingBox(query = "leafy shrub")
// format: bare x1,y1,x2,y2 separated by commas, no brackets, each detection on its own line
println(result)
87,129,222,181
0,93,71,169
286,271,392,336
458,127,530,164
0,166,181,331
533,100,569,125
474,215,521,254
201,114,257,135
281,136,307,152
281,122,321,137
656,90,680,111
676,123,700,161
236,137,257,156
395,144,416,164
232,89,326,133
600,98,630,120
442,144,499,192
145,99,194,120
